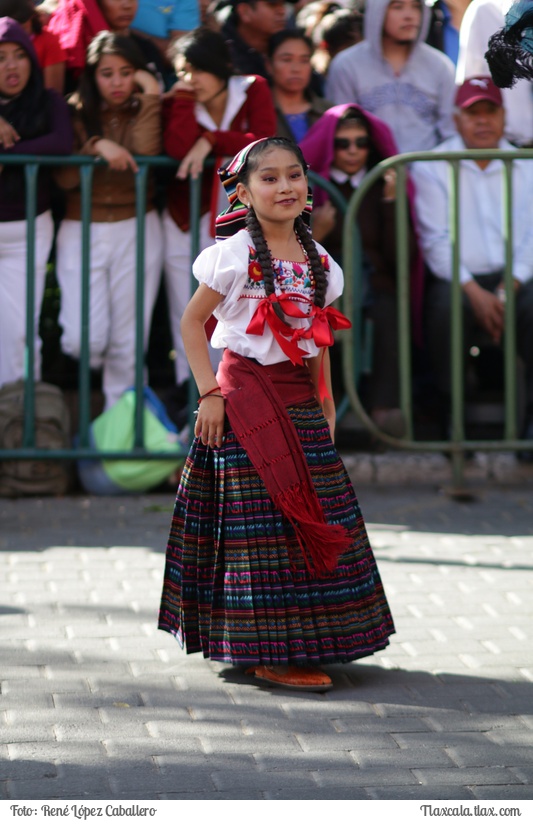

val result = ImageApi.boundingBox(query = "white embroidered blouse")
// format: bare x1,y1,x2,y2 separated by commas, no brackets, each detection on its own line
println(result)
192,229,345,366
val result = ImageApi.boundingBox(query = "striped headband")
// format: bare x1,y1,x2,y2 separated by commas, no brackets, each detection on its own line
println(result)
215,138,313,240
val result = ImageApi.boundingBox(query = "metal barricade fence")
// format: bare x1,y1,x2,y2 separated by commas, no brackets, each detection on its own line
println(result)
341,148,533,489
1,151,532,489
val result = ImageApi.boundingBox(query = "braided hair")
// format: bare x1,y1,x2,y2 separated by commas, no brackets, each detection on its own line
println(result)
239,137,328,309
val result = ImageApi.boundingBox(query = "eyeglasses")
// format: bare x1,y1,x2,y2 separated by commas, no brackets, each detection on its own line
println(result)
333,136,370,150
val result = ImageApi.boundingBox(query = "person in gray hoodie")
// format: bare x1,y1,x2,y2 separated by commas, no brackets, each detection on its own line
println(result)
325,0,457,153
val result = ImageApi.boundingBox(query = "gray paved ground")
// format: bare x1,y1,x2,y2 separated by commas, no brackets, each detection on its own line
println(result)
1,451,533,801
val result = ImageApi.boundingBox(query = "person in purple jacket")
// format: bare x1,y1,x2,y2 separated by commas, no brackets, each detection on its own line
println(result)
300,104,422,437
0,16,73,390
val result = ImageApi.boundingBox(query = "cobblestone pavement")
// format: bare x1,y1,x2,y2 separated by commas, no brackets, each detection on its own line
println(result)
1,452,532,801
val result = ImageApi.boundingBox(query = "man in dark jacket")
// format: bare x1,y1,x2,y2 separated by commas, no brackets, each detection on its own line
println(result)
221,0,287,77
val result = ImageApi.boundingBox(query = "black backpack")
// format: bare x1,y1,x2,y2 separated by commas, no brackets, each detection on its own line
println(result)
0,380,72,497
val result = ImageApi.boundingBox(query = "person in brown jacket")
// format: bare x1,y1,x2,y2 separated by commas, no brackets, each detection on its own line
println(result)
55,31,163,411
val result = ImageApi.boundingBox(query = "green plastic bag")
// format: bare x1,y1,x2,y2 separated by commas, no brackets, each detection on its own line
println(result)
77,388,189,494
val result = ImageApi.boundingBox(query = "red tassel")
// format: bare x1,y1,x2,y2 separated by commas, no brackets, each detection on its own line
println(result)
275,484,352,577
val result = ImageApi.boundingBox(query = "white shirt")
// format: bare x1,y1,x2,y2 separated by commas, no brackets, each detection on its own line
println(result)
456,0,533,146
193,228,344,365
411,135,533,284
330,167,367,188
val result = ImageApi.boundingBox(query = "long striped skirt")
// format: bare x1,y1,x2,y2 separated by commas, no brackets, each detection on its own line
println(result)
158,398,395,665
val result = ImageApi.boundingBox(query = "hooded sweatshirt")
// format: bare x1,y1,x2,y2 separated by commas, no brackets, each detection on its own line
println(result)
0,17,73,221
325,0,457,153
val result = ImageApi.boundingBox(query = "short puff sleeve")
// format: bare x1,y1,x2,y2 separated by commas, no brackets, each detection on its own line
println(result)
192,235,248,299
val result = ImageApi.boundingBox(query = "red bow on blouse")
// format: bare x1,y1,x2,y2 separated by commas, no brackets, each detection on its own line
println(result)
246,294,351,401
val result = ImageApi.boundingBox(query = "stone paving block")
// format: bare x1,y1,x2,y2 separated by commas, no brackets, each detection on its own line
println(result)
155,752,254,771
314,766,418,787
264,787,370,799
447,745,533,769
0,758,57,781
412,767,524,786
202,733,304,756
240,715,338,737
332,717,433,734
160,790,265,800
0,693,55,711
9,774,114,800
8,742,105,764
210,767,317,792
0,722,56,745
145,718,246,741
52,691,146,710
487,728,533,747
425,713,530,733
253,751,355,771
393,731,491,750
44,664,133,682
470,785,533,800
354,748,455,769
105,737,205,757
368,784,476,800
296,731,398,752
175,704,288,723
53,722,112,742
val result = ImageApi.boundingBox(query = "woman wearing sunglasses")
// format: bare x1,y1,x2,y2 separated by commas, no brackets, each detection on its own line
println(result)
300,104,422,438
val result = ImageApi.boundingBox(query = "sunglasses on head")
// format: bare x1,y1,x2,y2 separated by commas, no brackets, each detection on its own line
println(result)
334,136,370,150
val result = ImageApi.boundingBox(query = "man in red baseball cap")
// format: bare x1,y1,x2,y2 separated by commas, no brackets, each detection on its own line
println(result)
412,75,533,460
453,76,504,157
455,76,503,109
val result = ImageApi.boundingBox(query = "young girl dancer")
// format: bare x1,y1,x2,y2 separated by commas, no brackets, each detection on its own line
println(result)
158,137,395,692
55,31,163,411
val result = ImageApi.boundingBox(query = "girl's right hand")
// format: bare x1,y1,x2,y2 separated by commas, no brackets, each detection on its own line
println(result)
0,116,20,149
94,139,139,172
195,395,225,449
133,69,160,95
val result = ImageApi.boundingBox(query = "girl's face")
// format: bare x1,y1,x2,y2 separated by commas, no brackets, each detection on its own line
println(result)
333,122,370,176
269,38,312,96
177,60,226,104
236,147,308,228
98,0,137,31
0,42,31,98
95,54,136,108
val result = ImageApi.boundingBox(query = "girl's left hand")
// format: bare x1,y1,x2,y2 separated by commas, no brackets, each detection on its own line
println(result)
177,136,212,180
94,139,139,173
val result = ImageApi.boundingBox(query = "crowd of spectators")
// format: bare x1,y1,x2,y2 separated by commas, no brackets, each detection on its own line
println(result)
1,0,533,458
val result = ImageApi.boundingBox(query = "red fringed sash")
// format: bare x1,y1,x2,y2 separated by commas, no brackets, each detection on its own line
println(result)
217,351,353,577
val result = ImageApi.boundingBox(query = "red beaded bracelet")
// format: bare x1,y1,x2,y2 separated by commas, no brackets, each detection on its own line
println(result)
197,385,223,403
